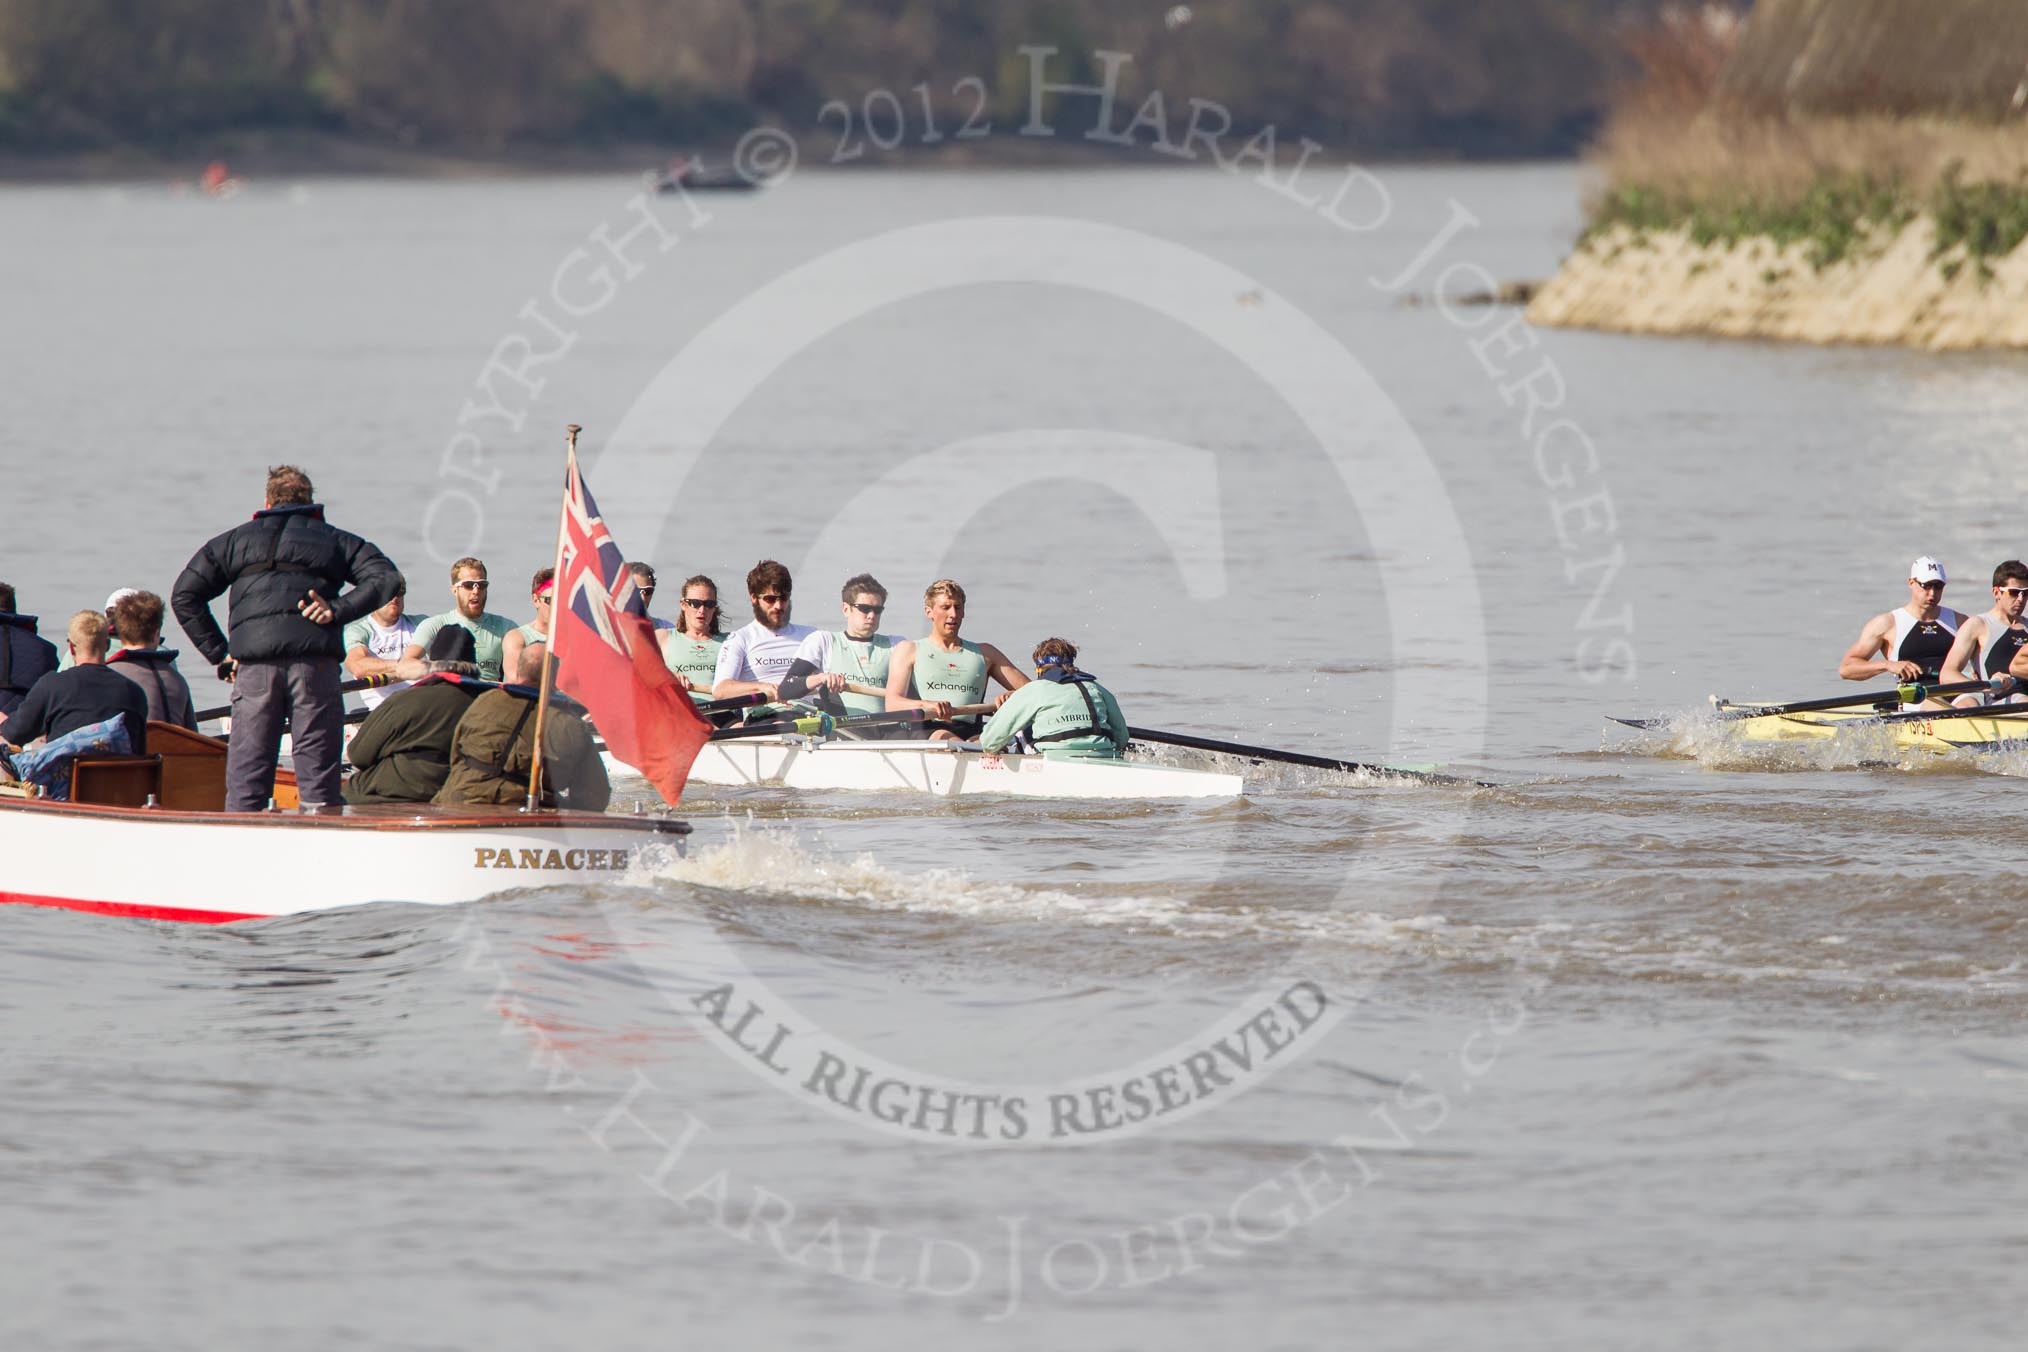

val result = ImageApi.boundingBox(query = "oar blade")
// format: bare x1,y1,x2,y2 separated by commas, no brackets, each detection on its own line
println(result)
1125,725,1486,787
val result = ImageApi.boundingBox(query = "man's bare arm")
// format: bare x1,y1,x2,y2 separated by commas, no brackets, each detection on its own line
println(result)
1839,614,1911,682
883,639,947,717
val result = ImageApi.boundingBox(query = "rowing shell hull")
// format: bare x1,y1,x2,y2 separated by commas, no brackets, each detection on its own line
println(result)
0,798,689,924
1717,704,2028,752
614,737,1243,799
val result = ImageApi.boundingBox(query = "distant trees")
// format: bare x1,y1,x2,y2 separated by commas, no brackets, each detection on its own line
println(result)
0,0,1680,156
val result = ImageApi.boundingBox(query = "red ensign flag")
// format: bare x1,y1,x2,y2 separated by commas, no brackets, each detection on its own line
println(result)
551,448,712,804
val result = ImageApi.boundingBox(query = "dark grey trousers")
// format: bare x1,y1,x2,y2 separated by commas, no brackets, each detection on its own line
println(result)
226,657,343,811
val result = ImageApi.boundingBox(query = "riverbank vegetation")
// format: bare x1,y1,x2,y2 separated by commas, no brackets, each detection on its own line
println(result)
1584,0,2028,279
0,0,1678,165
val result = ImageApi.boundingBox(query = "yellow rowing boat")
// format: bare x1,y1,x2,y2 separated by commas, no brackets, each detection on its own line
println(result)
1712,700,2028,753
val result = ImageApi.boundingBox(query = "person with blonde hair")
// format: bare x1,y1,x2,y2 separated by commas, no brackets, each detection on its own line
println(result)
884,578,1027,741
0,610,150,755
56,586,141,672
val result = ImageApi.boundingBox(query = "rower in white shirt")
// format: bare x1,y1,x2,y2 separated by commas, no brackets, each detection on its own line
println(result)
781,573,904,720
342,572,422,710
711,559,814,702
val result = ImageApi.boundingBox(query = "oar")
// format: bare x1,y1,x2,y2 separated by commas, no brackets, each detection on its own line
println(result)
204,673,749,729
194,673,396,723
1782,699,2028,728
1125,725,1482,786
825,681,997,721
1610,679,2000,730
1715,680,2000,719
588,709,929,760
710,709,928,742
700,692,768,713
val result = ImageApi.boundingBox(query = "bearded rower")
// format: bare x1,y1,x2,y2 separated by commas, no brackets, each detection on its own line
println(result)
1941,559,2028,706
782,573,903,722
1839,556,1964,700
884,578,1027,741
711,559,813,703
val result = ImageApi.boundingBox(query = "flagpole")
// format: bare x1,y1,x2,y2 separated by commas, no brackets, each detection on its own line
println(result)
525,423,578,811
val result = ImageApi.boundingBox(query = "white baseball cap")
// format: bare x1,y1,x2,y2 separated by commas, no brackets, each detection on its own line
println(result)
1910,557,1946,584
104,587,142,612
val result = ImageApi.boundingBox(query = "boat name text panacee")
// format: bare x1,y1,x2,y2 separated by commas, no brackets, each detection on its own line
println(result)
474,846,636,871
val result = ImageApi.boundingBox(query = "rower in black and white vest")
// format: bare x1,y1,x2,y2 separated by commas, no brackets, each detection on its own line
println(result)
780,572,905,725
1839,556,1964,704
1940,559,2028,707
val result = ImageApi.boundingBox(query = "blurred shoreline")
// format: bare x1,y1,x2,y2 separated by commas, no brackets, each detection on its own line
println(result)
0,129,1536,185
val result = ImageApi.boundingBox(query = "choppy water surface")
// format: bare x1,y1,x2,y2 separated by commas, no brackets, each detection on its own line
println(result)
2,163,2024,1349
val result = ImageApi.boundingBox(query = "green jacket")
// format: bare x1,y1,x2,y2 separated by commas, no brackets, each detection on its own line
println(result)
979,674,1128,759
343,676,482,804
434,687,611,812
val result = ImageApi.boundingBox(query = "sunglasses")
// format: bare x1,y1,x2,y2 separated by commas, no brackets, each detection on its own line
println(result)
2002,587,2028,598
848,602,885,616
454,580,489,591
756,593,788,604
682,597,718,609
637,586,655,599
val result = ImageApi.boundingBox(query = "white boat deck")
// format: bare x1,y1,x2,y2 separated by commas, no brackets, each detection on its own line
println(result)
609,736,1243,800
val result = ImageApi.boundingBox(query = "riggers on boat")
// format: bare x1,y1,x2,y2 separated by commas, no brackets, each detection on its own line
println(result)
1710,700,2028,753
0,721,688,924
606,735,1245,800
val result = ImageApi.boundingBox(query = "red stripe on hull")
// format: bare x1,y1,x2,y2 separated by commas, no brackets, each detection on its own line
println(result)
0,890,260,925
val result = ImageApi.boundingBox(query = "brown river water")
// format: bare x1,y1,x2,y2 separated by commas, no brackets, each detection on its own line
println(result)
2,161,2023,1349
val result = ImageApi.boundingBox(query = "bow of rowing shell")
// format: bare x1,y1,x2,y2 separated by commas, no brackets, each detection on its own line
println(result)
0,798,690,924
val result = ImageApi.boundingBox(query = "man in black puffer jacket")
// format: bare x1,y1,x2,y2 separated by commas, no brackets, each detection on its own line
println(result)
173,465,398,811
